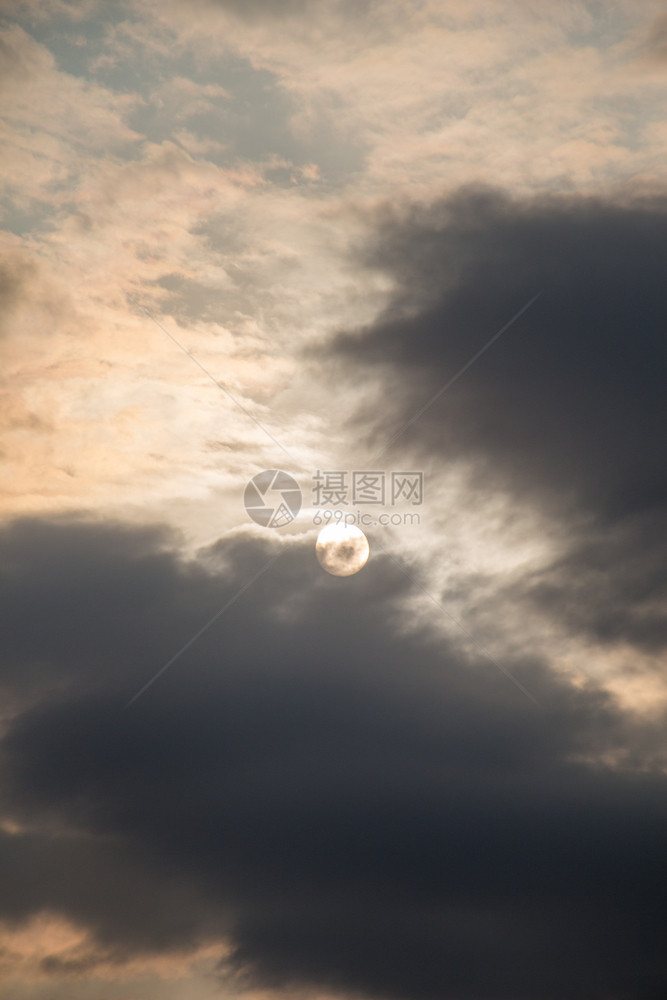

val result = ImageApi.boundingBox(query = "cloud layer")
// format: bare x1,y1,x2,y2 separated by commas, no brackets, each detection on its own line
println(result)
1,517,667,999
329,189,667,700
3,2,667,998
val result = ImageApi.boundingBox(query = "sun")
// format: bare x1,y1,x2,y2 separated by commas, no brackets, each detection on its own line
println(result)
315,523,370,576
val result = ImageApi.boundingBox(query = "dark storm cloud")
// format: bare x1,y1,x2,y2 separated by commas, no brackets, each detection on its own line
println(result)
334,187,667,519
511,504,667,655
2,517,667,998
0,825,226,957
0,516,218,701
330,187,667,655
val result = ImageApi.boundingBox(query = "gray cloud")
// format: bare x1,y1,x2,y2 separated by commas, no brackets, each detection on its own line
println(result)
513,505,667,654
203,0,366,24
206,0,310,17
1,516,667,998
334,188,667,516
330,187,667,657
0,825,225,957
641,14,667,63
0,252,75,340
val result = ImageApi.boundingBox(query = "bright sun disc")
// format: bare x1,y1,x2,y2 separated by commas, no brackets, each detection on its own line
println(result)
316,523,370,576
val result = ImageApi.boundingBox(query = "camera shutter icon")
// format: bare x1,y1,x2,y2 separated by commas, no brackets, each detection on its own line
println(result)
244,469,302,528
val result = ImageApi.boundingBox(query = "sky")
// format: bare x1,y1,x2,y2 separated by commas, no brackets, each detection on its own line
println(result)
1,1,667,998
